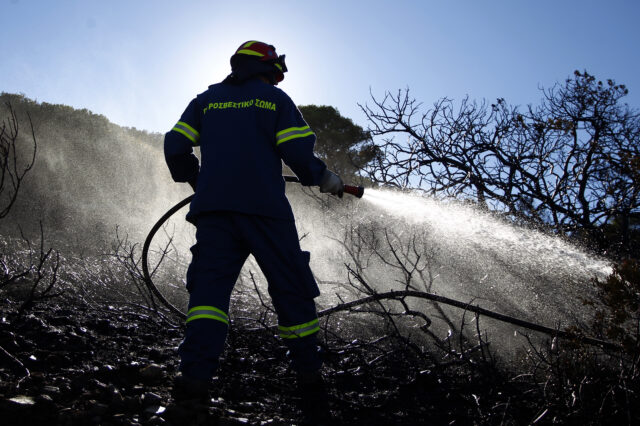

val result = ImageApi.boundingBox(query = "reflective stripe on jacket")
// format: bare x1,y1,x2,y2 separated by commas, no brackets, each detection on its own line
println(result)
164,78,327,221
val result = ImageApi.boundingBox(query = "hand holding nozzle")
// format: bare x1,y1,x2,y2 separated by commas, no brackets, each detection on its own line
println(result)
320,169,344,198
283,173,364,198
318,169,364,198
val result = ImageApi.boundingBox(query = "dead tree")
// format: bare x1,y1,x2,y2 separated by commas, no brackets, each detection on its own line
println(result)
105,226,184,327
0,103,41,292
0,102,37,219
15,222,62,315
326,218,491,365
360,71,640,251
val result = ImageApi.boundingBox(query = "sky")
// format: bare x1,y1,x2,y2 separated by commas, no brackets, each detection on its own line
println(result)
2,0,639,133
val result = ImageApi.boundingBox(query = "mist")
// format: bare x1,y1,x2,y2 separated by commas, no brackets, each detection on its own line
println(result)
284,187,612,357
0,93,192,249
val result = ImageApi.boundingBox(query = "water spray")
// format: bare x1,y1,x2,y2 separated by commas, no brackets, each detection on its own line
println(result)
141,179,620,351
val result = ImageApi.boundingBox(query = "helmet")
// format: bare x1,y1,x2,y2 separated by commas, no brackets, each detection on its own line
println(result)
230,41,288,84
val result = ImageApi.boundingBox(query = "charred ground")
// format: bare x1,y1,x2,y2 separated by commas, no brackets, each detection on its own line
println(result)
0,245,638,425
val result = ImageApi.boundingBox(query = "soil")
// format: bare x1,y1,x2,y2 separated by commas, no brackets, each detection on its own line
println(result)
0,293,516,425
4,286,636,425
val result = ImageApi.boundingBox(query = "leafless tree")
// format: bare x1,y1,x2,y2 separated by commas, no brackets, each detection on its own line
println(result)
326,218,486,362
0,102,37,219
360,71,640,250
105,226,184,326
0,222,61,318
15,223,62,315
0,104,53,307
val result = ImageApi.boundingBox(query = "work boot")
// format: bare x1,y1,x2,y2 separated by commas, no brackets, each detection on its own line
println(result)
297,370,331,425
171,373,210,403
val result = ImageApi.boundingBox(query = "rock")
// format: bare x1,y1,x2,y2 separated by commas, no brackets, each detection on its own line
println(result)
115,363,140,382
7,395,36,405
21,315,48,331
35,393,54,405
114,324,137,336
110,395,126,411
90,379,108,390
140,333,157,343
148,348,164,361
2,394,56,424
57,407,73,419
101,364,115,373
89,402,109,416
70,375,88,393
132,384,145,394
142,392,162,406
52,308,75,316
124,395,141,410
29,371,45,382
44,352,73,368
49,315,75,326
1,332,20,351
147,415,166,425
65,331,90,350
88,318,113,334
144,405,166,415
111,413,130,424
16,337,35,351
219,416,250,425
140,363,164,382
42,385,61,395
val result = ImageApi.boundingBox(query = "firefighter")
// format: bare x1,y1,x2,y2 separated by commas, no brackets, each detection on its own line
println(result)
163,41,341,417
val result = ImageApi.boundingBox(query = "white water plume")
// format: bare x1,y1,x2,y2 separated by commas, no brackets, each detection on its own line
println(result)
363,188,611,280
299,187,614,352
153,185,613,355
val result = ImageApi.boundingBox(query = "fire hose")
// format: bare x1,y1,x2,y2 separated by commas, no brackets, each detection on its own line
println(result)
141,176,364,319
141,177,621,351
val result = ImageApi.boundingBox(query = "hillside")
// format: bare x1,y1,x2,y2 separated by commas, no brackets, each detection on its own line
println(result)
0,93,190,247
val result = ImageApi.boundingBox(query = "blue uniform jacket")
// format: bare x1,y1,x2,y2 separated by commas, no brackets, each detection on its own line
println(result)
164,78,327,222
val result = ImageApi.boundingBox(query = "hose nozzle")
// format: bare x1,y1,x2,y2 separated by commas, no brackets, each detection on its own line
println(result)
343,184,365,198
283,175,364,198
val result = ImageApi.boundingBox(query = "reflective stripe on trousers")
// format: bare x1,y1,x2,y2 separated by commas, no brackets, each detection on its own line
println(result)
185,305,229,325
279,318,320,339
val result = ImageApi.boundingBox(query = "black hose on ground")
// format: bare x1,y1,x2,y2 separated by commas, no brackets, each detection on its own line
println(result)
140,176,301,320
141,179,621,351
142,194,192,320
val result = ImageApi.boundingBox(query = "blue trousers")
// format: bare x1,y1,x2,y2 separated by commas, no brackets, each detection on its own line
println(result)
178,212,322,381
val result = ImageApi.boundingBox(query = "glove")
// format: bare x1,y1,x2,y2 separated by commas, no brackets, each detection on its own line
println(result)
319,169,344,198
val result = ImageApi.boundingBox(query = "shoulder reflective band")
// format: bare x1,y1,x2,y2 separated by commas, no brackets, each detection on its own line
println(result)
172,121,200,144
276,126,314,146
186,305,229,325
278,318,320,339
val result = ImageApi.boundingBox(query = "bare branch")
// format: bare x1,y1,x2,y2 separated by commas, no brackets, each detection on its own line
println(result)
0,102,37,218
